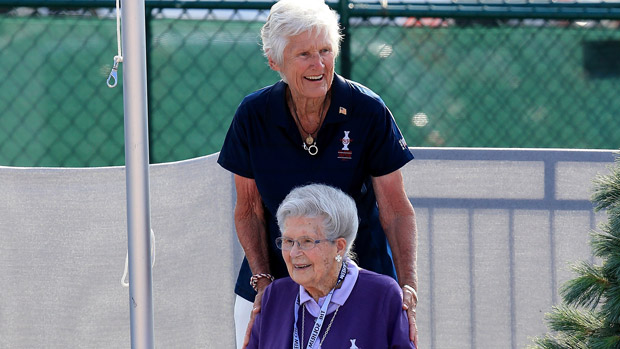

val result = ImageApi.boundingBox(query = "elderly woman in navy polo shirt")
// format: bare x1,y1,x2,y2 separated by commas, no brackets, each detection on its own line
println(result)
217,0,418,347
246,184,415,349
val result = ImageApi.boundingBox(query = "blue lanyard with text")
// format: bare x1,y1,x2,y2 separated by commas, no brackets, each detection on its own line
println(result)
293,261,347,349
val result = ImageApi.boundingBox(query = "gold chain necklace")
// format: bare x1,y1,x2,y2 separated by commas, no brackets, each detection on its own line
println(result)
301,304,341,348
288,89,329,156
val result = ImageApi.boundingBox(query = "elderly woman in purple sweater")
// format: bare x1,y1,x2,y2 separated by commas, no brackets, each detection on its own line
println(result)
247,184,415,349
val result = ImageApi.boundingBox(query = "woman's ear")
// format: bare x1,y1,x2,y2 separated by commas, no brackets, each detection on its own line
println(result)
268,56,280,71
336,238,347,255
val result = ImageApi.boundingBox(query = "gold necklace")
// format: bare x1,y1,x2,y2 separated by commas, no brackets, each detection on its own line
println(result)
288,89,329,155
301,304,340,348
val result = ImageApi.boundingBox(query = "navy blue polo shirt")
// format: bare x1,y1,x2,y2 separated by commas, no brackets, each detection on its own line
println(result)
218,74,414,301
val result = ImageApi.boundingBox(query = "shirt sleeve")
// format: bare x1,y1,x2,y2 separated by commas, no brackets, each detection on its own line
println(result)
365,104,414,178
246,315,260,349
217,102,254,179
246,282,274,348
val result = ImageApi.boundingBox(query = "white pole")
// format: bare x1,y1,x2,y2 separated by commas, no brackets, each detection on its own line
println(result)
121,0,155,348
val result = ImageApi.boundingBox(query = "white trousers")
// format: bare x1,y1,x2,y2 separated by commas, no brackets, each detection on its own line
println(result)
234,295,254,349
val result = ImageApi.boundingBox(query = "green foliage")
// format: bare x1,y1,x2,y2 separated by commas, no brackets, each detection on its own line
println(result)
592,162,620,213
532,155,620,349
561,262,607,309
547,305,603,336
590,231,620,260
531,334,587,349
530,305,605,349
588,330,620,349
601,284,620,324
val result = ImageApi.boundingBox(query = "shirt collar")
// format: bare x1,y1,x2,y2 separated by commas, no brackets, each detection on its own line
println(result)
271,73,351,129
299,259,360,317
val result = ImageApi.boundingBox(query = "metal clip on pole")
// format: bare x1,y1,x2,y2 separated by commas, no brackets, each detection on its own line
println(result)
107,55,123,88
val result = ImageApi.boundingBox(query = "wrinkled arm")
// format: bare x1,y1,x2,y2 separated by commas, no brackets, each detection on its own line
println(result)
234,175,272,348
234,174,270,281
372,169,418,345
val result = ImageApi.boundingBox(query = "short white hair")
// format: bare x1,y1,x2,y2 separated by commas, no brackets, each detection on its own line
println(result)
276,184,359,259
261,0,342,67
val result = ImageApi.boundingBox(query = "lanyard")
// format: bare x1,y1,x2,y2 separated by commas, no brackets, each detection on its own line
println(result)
293,261,348,349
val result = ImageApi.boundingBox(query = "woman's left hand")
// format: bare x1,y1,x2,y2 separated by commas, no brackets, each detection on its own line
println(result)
402,285,418,347
372,171,418,346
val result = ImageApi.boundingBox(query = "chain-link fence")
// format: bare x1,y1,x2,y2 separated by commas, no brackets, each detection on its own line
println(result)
1,1,619,167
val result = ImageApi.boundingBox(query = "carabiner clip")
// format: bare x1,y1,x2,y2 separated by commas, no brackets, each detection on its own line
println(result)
107,56,122,88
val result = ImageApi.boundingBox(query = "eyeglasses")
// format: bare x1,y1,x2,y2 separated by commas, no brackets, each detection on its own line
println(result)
275,236,332,251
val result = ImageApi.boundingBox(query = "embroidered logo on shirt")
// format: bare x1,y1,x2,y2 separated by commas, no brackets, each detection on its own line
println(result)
339,107,347,115
349,339,360,349
399,137,408,150
341,131,351,151
338,131,352,160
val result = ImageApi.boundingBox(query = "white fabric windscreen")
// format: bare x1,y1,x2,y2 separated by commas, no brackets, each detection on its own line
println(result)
1,148,615,348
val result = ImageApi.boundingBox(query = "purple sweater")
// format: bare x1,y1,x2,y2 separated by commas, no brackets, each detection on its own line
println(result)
247,269,415,349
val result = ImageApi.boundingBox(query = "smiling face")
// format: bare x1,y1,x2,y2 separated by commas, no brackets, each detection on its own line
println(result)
269,30,335,101
281,216,346,299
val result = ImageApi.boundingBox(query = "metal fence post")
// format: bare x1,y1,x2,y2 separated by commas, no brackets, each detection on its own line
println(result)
122,0,155,347
145,5,155,163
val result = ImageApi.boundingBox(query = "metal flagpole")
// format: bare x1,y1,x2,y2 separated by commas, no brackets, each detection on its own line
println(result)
121,0,155,347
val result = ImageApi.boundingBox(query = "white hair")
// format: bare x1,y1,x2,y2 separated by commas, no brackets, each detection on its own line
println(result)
276,184,359,259
261,0,342,67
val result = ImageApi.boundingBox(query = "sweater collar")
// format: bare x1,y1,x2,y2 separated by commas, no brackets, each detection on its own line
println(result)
299,259,360,317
